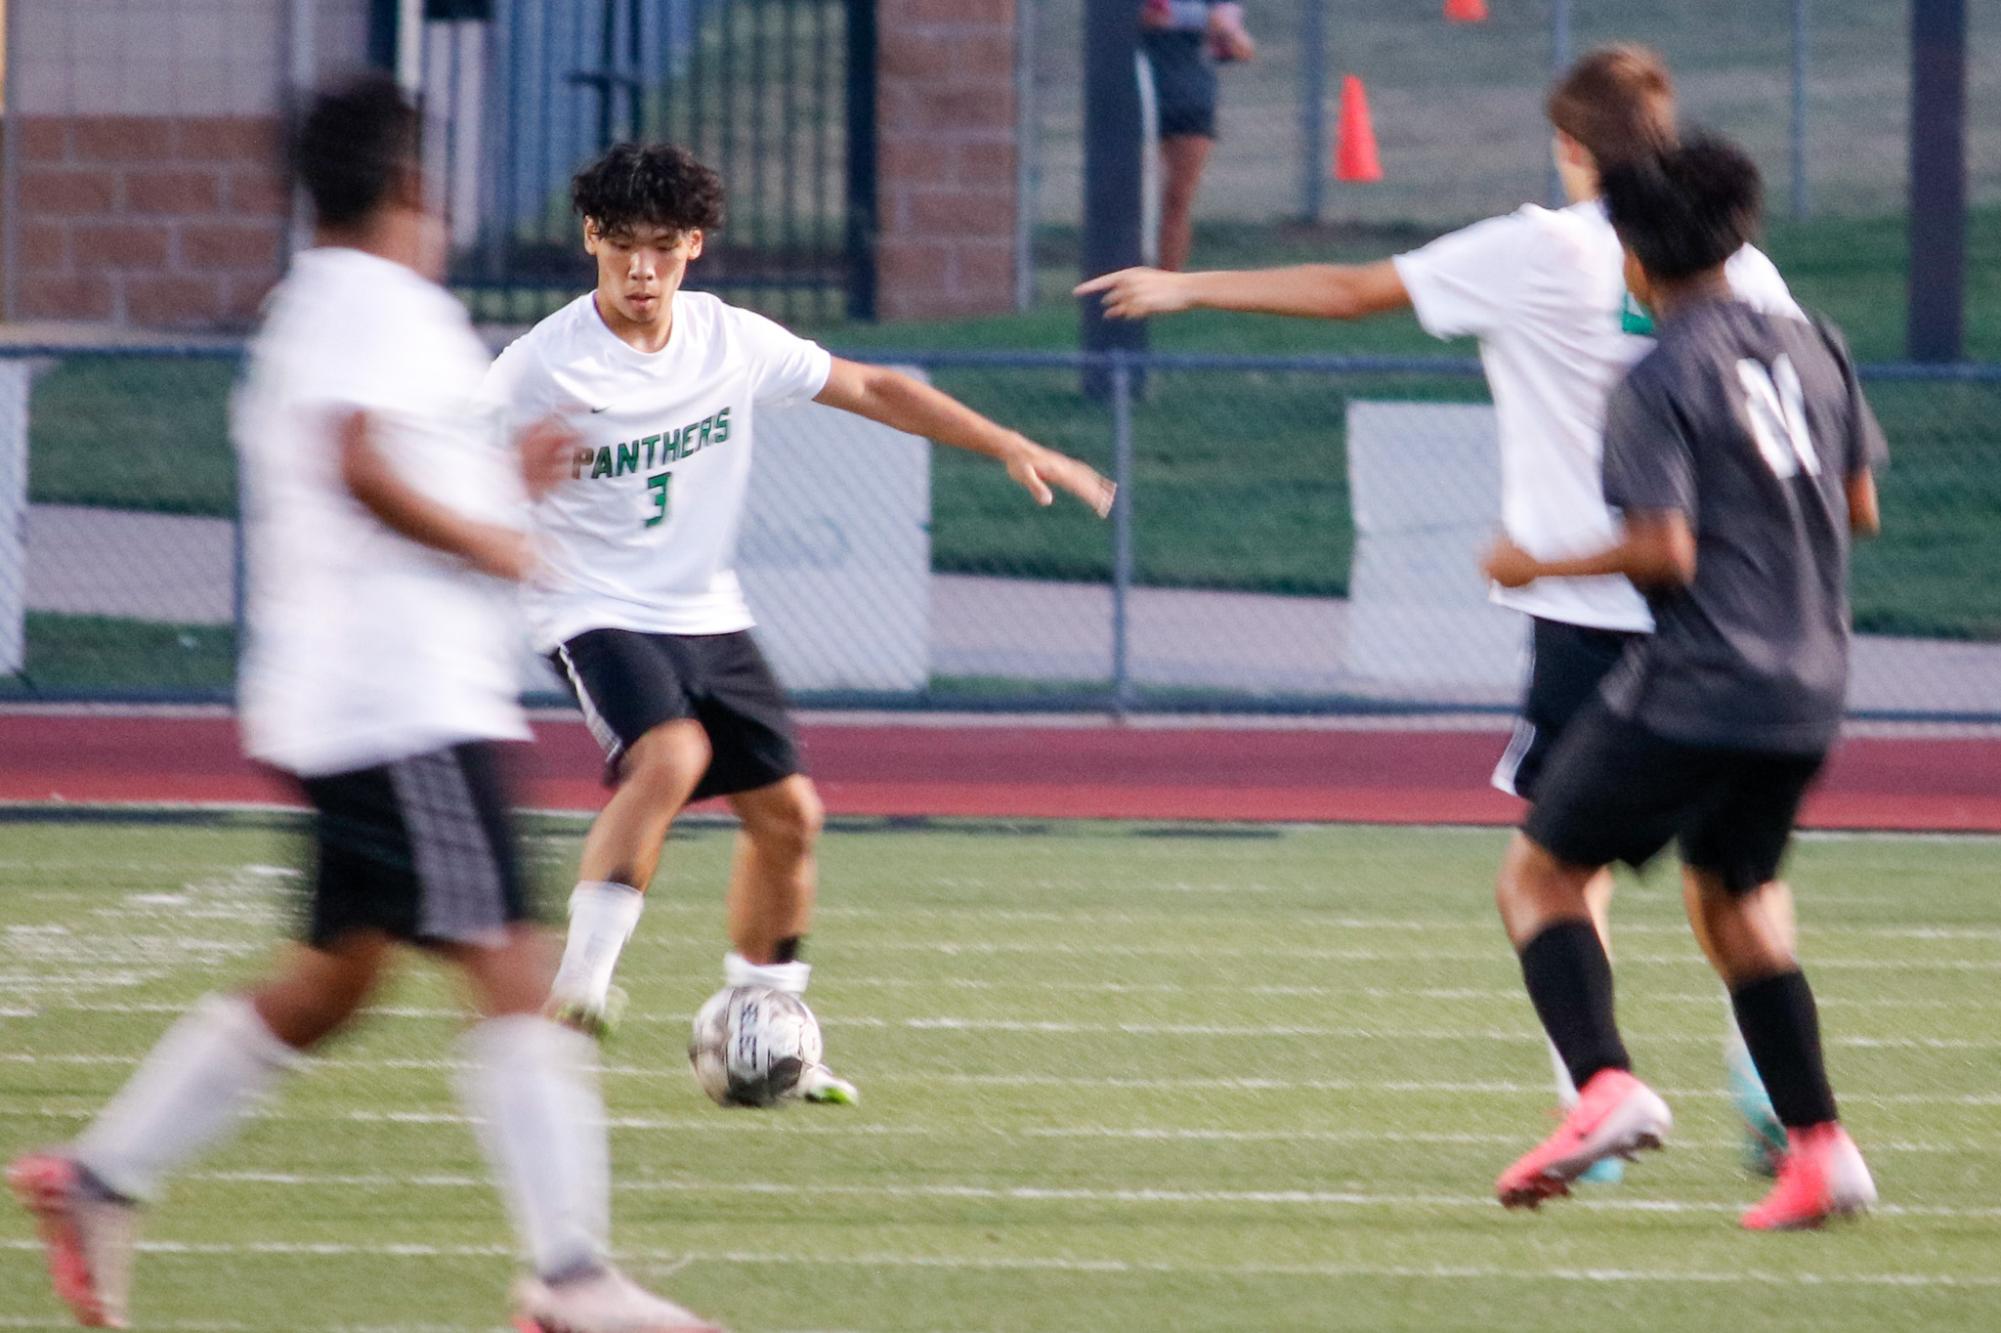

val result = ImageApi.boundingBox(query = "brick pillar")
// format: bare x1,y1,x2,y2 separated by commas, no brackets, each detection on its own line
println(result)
10,115,289,329
874,0,1019,321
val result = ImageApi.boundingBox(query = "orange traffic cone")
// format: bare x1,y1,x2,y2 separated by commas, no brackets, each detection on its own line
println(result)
1334,75,1382,183
1445,0,1489,22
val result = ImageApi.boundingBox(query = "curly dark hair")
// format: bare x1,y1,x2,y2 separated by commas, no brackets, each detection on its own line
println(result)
571,142,726,237
1602,133,1762,282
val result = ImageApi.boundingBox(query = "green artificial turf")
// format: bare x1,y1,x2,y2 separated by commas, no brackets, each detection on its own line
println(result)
2,814,1998,1330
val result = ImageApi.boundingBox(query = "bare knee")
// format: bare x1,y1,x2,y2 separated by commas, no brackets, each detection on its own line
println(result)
620,722,711,802
745,781,823,859
1496,832,1595,947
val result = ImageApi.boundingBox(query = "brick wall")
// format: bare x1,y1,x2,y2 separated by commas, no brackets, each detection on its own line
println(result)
11,115,289,328
874,0,1019,321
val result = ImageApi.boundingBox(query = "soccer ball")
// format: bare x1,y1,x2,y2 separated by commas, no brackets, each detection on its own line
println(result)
687,984,823,1107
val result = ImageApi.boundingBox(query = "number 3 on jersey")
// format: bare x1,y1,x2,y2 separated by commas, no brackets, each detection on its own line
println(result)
645,471,672,528
1736,354,1820,480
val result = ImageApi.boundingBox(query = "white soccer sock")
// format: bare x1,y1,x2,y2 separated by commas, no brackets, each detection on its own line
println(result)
1547,1036,1580,1110
551,881,645,1007
725,950,810,995
73,993,300,1202
455,1014,610,1280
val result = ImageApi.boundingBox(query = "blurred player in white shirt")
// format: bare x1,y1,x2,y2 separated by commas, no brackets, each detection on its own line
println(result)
1080,46,1800,1176
9,77,716,1333
483,142,1115,1095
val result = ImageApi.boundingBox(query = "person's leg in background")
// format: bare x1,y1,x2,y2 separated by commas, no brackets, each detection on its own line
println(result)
1158,133,1214,272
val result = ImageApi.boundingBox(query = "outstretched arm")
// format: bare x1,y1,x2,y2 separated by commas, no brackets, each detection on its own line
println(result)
814,358,1116,517
1482,511,1697,591
1073,260,1410,322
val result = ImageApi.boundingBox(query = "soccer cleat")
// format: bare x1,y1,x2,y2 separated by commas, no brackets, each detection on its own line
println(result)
512,1264,721,1332
1543,1105,1625,1185
8,1152,139,1328
1741,1123,1876,1231
1496,1069,1671,1209
1726,1046,1789,1178
794,1061,858,1106
550,985,628,1043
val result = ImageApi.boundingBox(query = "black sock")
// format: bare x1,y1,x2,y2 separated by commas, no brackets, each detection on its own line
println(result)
1730,969,1837,1128
773,935,805,965
1518,920,1631,1090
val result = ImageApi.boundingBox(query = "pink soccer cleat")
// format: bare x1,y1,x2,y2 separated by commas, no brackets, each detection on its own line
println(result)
513,1264,722,1332
1741,1122,1876,1231
1496,1068,1672,1209
7,1152,138,1328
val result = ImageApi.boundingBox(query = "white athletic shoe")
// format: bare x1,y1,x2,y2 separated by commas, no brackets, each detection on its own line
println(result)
8,1152,139,1328
512,1265,721,1333
795,1062,859,1105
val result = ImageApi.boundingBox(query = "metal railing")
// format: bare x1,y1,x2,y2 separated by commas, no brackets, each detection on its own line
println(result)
3,342,1998,721
416,0,875,326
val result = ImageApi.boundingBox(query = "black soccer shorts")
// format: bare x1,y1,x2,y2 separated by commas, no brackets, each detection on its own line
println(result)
550,627,802,800
1141,30,1220,139
1523,703,1826,894
1493,616,1645,800
295,741,532,950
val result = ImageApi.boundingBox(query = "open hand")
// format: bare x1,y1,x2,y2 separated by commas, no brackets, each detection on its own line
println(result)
1481,536,1541,589
1073,267,1194,321
517,415,583,500
1007,438,1117,518
1208,3,1256,61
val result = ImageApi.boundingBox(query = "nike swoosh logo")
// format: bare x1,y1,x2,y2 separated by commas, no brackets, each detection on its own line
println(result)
589,404,612,414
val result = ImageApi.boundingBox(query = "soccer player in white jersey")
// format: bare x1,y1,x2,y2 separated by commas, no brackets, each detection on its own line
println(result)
1079,46,1800,1176
483,143,1115,1090
7,78,717,1333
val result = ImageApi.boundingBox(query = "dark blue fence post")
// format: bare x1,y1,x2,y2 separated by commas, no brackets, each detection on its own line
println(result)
1080,0,1148,398
1790,0,1810,221
1109,350,1136,716
1909,0,1967,362
844,0,879,321
1545,0,1573,208
1299,0,1326,225
232,502,247,684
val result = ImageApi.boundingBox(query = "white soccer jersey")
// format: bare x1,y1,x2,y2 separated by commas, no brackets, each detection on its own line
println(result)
1392,199,1800,631
233,247,529,777
482,291,834,650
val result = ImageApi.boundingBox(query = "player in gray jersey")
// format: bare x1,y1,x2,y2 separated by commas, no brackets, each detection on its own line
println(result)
1479,135,1884,1230
1082,46,1802,1177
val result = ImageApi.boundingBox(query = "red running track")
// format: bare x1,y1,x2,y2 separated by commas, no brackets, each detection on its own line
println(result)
4,712,2001,831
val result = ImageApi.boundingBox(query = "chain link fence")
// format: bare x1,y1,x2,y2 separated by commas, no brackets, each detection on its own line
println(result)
1021,0,2001,241
4,342,1998,719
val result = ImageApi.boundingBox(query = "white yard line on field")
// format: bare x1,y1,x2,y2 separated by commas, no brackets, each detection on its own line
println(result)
9,999,1999,1050
0,1237,1996,1290
6,1094,1993,1153
155,1172,2001,1223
